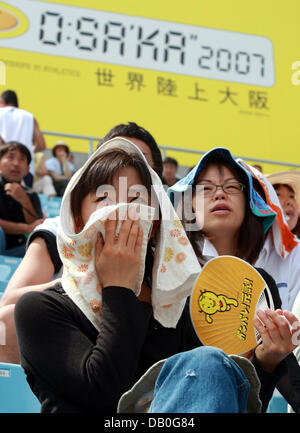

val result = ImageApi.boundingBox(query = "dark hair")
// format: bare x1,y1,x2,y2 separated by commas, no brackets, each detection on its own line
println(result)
163,157,178,168
273,183,294,195
183,156,265,265
0,141,31,164
252,164,263,173
273,183,300,238
293,218,300,238
52,144,70,157
0,90,18,107
71,148,153,230
98,122,163,179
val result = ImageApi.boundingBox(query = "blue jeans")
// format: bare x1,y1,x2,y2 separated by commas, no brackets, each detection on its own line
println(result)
0,227,26,258
148,346,250,413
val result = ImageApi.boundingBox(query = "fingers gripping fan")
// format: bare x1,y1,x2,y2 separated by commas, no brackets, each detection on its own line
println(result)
190,256,274,355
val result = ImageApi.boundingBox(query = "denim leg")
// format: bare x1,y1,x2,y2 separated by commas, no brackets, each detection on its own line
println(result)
148,346,250,413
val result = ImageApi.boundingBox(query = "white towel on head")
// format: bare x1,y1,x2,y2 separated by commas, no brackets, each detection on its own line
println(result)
237,159,299,259
57,137,201,329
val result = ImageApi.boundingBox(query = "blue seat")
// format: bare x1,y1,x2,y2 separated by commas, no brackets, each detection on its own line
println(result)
0,362,41,413
267,392,288,413
0,255,22,292
46,196,62,217
38,193,49,214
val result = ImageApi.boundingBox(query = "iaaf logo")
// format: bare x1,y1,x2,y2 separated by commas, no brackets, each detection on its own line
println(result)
291,61,300,85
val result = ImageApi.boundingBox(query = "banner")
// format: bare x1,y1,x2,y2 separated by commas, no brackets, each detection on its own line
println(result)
0,0,299,170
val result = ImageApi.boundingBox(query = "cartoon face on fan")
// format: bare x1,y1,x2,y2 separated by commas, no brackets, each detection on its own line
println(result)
198,290,238,324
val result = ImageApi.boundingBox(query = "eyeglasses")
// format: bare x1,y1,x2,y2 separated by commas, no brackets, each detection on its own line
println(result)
193,182,245,196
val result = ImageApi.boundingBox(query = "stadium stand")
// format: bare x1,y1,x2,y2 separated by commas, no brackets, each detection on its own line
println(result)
267,389,288,413
38,194,62,218
0,362,41,413
0,255,22,294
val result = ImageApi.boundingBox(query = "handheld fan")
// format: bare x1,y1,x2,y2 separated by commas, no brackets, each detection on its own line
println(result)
190,256,274,355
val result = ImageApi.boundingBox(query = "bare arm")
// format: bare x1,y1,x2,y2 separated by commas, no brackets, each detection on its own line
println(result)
36,155,49,177
61,157,73,180
33,118,46,152
3,237,55,298
0,218,43,235
0,279,61,307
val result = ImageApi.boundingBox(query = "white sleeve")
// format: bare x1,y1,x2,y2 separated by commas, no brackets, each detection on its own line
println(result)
33,216,60,237
288,245,300,312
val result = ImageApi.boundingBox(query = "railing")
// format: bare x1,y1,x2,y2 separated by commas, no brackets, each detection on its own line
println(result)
42,130,99,156
42,130,300,169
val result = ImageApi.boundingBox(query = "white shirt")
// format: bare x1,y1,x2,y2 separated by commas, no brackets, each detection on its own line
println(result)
255,233,300,312
201,234,300,312
0,106,34,174
33,215,60,237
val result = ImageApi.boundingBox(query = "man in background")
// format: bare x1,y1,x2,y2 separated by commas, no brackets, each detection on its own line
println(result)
162,156,180,187
0,141,44,257
45,141,75,197
0,90,46,187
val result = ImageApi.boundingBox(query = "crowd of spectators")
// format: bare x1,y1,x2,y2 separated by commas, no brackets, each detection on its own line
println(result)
0,90,76,258
0,91,299,415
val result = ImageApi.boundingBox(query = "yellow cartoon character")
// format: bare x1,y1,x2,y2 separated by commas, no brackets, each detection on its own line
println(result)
198,290,238,323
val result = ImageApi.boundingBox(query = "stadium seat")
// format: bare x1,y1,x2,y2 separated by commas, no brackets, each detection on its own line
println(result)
267,389,288,413
46,196,62,217
0,255,22,292
0,362,41,413
38,193,49,215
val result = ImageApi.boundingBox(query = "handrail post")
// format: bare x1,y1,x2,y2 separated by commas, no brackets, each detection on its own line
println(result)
89,139,93,157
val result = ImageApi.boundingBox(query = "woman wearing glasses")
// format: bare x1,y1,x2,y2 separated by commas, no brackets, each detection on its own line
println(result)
167,147,300,413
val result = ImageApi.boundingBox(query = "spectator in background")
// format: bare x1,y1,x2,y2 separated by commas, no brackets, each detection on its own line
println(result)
33,152,56,198
100,121,163,180
0,90,46,187
0,142,44,257
252,164,263,173
0,121,164,364
45,140,75,197
267,171,300,239
68,152,74,165
162,156,180,187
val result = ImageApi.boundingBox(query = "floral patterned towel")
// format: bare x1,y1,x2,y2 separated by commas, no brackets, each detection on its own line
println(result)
58,137,201,329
